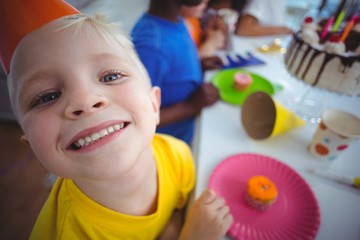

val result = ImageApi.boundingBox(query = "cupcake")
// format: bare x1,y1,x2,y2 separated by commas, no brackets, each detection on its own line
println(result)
244,175,278,211
233,72,253,91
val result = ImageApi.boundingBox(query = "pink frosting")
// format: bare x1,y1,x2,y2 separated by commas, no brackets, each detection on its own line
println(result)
234,72,253,91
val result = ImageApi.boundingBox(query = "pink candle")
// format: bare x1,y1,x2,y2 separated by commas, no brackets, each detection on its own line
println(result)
321,16,334,39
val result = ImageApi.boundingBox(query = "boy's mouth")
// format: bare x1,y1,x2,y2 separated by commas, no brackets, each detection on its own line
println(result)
69,122,129,150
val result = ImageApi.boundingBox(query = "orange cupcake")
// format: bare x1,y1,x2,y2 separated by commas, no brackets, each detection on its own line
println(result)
244,175,278,211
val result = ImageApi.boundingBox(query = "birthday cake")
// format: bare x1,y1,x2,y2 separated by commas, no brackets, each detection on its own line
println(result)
284,17,360,96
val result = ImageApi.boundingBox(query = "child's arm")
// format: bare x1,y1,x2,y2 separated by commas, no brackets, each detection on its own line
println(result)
158,209,184,240
198,16,227,59
200,55,224,71
236,14,293,36
158,83,219,127
178,189,233,240
198,29,225,58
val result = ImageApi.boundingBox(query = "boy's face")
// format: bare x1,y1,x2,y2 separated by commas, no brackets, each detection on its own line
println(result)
10,20,161,180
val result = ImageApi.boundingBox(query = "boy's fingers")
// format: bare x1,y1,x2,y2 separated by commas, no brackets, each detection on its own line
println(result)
199,189,216,204
218,203,231,217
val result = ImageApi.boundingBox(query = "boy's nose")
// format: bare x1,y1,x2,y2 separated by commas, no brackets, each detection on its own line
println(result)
64,91,109,119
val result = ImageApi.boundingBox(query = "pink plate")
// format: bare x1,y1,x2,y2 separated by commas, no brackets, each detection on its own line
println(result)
209,153,320,240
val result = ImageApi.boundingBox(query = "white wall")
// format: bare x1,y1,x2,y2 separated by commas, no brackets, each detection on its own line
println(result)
66,0,149,34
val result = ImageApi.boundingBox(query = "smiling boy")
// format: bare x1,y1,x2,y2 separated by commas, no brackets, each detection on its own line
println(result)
0,1,232,239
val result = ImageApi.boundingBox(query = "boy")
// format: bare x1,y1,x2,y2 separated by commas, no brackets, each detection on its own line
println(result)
0,0,232,239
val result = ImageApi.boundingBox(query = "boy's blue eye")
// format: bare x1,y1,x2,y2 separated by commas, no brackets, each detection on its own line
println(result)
31,91,61,108
101,72,124,83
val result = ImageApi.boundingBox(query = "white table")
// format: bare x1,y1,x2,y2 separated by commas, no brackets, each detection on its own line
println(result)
192,35,360,240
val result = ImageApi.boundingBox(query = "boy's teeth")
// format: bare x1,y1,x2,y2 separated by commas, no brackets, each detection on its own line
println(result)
99,129,108,137
91,133,100,141
72,123,125,149
108,126,114,133
78,138,86,147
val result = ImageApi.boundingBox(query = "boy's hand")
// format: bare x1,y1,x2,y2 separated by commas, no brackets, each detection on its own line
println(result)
205,15,228,35
179,189,233,240
186,83,219,115
201,56,224,71
205,29,226,49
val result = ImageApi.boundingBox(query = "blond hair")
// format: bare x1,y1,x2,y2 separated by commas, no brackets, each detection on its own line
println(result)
7,14,150,119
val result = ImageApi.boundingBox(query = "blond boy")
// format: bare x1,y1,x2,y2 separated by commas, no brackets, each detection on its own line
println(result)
0,1,232,239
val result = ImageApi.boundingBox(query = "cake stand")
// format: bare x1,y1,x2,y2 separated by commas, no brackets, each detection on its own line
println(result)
277,55,358,124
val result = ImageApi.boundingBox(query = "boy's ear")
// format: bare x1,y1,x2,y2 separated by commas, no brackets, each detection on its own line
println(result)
20,135,30,146
150,87,161,125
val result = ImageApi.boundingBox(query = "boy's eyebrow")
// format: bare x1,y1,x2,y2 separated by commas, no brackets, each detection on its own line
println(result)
20,52,116,83
18,70,54,98
93,52,121,62
92,52,134,70
18,53,124,97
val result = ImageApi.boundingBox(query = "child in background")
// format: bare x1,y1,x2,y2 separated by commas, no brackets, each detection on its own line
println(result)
131,0,222,146
235,0,293,36
202,0,245,36
205,0,292,36
0,0,232,239
180,0,227,58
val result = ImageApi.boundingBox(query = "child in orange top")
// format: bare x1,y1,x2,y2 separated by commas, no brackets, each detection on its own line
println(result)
181,0,227,58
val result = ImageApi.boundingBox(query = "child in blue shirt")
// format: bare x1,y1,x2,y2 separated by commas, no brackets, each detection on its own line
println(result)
131,0,222,145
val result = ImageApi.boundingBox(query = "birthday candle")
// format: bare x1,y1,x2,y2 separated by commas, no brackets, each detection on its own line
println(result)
333,10,345,31
340,14,358,42
321,16,334,39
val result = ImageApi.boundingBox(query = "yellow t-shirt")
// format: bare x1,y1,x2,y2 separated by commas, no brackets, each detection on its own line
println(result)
30,134,195,240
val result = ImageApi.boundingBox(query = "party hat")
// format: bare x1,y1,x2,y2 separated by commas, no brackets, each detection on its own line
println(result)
241,91,305,140
0,0,80,74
